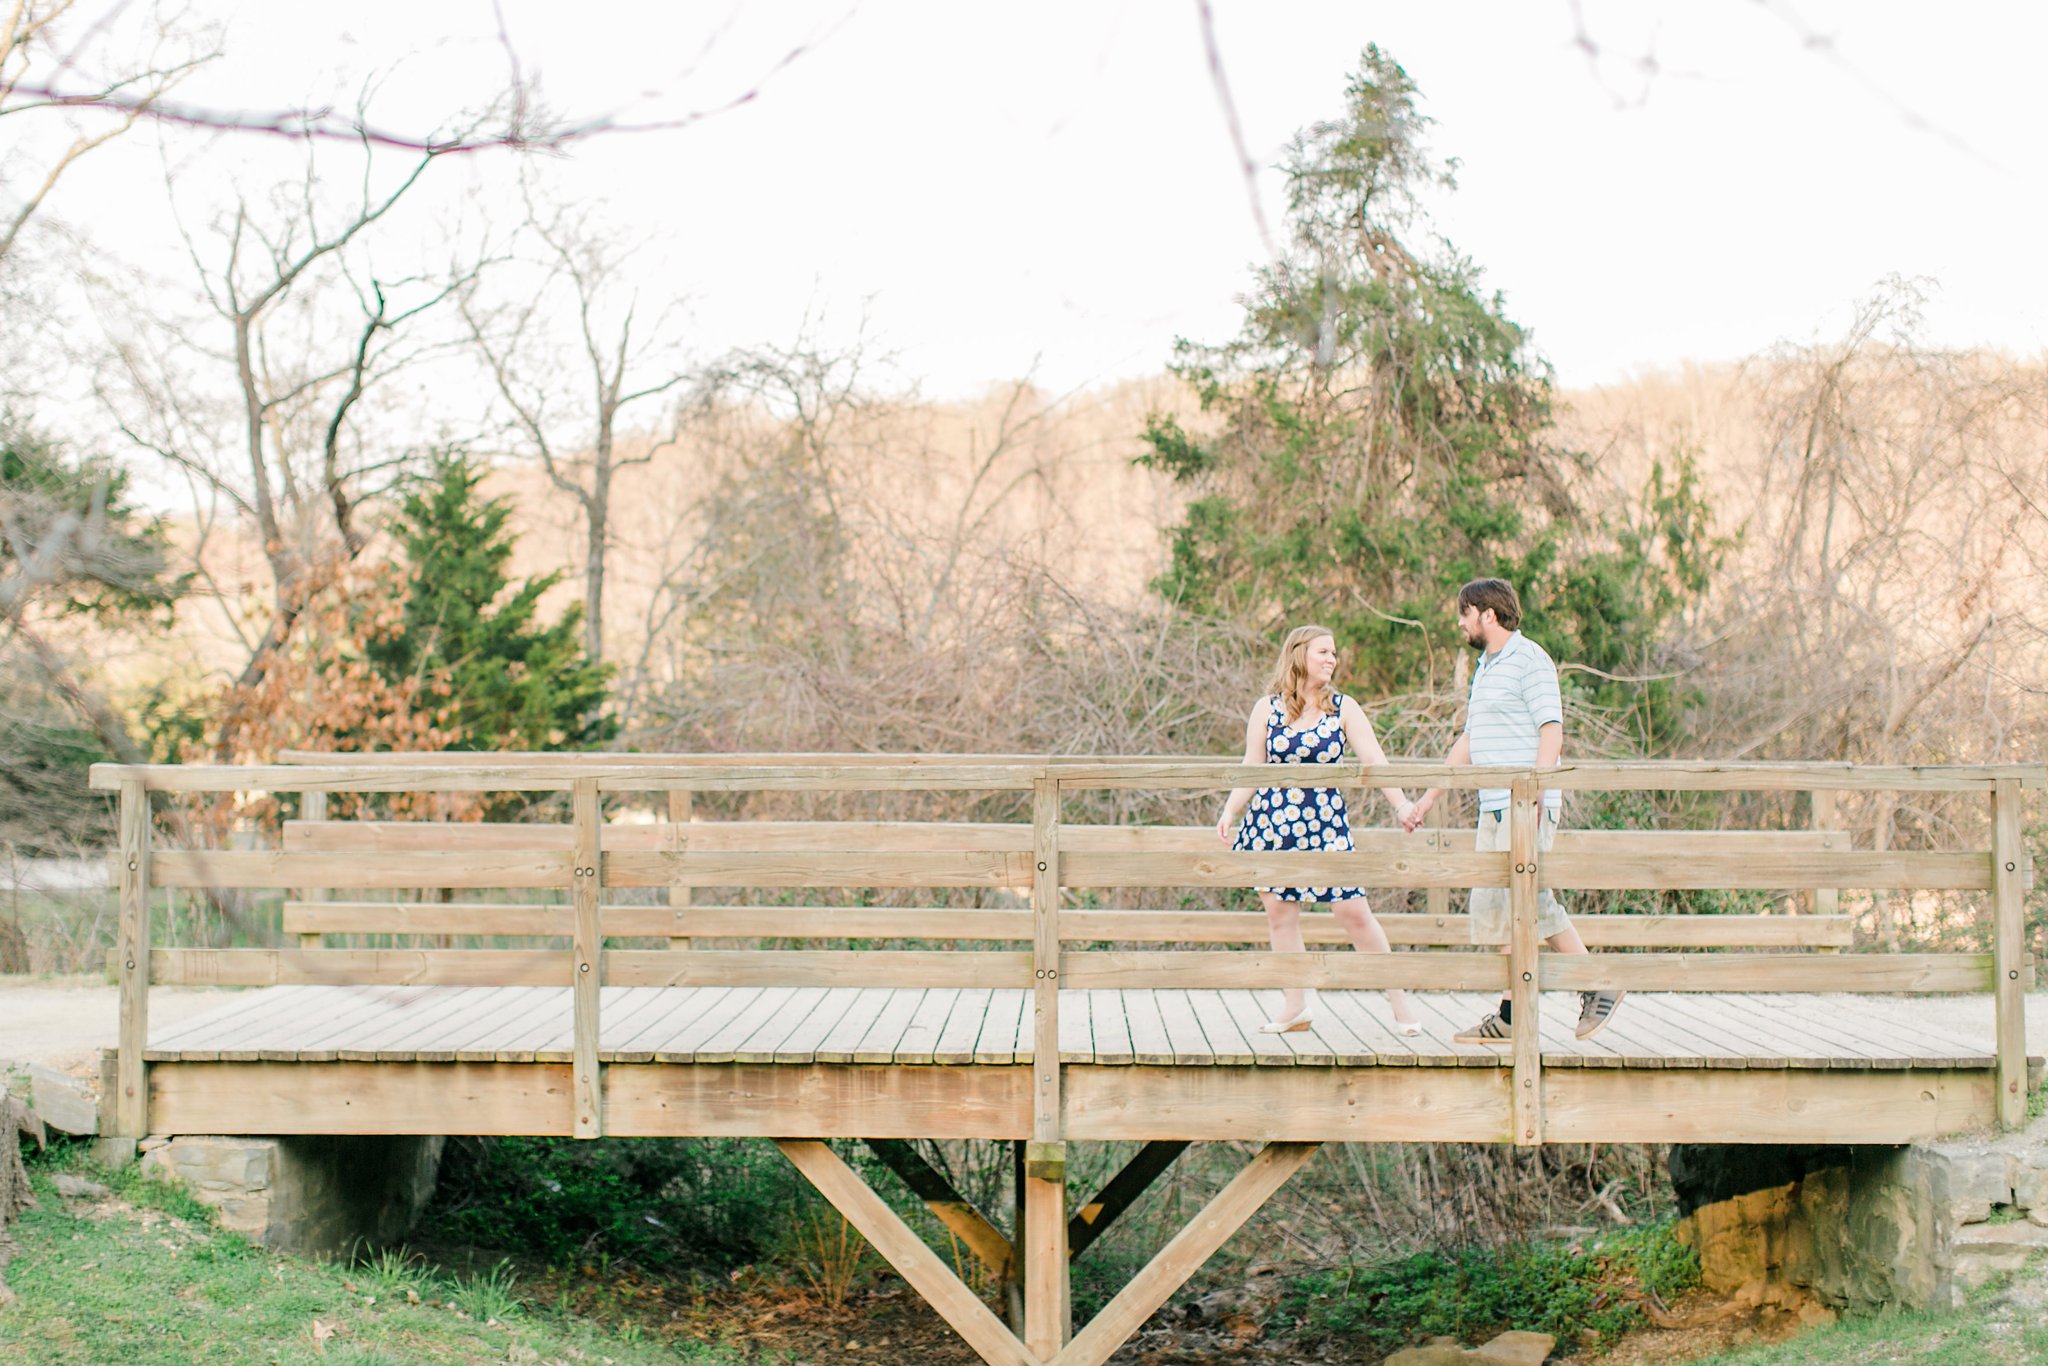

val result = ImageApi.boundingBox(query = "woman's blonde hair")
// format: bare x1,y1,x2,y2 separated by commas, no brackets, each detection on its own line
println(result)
1267,625,1338,722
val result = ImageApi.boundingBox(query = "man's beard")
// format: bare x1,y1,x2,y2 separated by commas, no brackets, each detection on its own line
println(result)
1464,632,1487,651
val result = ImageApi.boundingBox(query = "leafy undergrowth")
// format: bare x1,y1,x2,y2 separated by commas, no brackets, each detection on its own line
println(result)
1273,1221,1704,1357
0,1143,752,1365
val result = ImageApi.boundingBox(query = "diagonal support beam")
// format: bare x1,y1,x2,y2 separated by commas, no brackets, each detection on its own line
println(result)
1051,1142,1320,1366
864,1138,1016,1283
776,1139,1042,1366
1068,1140,1189,1259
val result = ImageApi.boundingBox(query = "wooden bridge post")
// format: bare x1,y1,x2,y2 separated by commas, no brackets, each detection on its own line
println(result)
297,789,327,949
1025,773,1069,1355
1808,789,1838,921
1509,778,1542,1146
572,777,604,1138
114,778,151,1138
1425,793,1451,917
1430,651,1471,919
666,790,692,950
1991,777,2028,1130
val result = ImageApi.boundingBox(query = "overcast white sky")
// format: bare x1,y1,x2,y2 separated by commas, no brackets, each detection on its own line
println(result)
48,0,2048,398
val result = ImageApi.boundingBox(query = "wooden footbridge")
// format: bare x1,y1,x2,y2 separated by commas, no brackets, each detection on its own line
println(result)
93,755,2042,1366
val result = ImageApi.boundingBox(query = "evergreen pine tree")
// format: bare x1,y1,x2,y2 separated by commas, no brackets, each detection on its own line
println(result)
371,451,617,752
1138,48,1718,746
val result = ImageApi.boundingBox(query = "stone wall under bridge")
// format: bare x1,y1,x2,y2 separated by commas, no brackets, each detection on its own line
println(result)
136,1133,445,1257
1671,1113,2048,1314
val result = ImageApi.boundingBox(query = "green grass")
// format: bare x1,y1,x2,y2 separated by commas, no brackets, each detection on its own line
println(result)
1274,1219,1702,1355
1,1146,752,1365
1684,1290,2048,1365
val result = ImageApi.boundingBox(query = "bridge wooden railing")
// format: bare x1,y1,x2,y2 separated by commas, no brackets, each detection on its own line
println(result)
94,755,2043,1149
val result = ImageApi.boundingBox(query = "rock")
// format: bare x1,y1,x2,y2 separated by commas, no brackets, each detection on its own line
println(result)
1955,1221,2048,1251
2013,1159,2048,1214
2028,1207,2048,1229
137,1135,169,1153
1934,1150,2013,1224
1385,1348,1472,1366
1950,1199,1998,1227
1472,1330,1556,1365
26,1065,96,1137
1951,1220,2048,1289
51,1174,109,1199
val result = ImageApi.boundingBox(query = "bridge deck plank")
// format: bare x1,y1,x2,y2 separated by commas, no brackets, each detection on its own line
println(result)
329,986,517,1062
142,987,2029,1079
317,987,501,1064
650,987,762,1063
1120,990,1178,1065
972,989,1028,1065
873,987,952,1064
1151,989,1215,1065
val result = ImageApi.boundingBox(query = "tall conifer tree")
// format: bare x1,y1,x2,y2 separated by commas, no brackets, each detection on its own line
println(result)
1140,48,1716,745
371,451,617,752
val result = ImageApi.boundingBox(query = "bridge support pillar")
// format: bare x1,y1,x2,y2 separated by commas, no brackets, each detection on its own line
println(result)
1022,1161,1069,1356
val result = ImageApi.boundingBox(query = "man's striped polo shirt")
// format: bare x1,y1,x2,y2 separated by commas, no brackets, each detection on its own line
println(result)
1466,630,1564,815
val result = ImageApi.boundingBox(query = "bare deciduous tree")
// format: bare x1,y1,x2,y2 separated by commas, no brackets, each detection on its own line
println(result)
1677,284,2048,949
462,188,695,662
0,0,220,262
96,130,488,752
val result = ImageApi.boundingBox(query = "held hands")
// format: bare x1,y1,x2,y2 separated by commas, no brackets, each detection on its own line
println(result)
1398,795,1433,834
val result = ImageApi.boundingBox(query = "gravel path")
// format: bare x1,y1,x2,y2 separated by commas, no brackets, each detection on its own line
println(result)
1,975,245,1076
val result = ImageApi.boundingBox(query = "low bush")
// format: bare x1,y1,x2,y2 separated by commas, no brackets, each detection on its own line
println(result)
426,1135,806,1273
1276,1219,1701,1354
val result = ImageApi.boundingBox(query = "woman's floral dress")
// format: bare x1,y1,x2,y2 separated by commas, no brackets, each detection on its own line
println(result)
1231,693,1362,902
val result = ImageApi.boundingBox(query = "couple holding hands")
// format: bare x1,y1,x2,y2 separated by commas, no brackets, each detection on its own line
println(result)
1214,578,1625,1043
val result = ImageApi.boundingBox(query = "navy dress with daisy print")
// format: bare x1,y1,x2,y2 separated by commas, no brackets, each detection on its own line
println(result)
1232,693,1362,902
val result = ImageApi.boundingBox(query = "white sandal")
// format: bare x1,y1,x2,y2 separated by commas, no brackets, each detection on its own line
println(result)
1260,989,1317,1033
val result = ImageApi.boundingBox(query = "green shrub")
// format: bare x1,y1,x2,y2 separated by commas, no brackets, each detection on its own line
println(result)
426,1136,805,1272
1277,1220,1700,1354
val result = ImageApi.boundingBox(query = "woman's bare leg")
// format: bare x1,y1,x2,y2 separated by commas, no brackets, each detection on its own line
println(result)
1332,896,1421,1027
1260,890,1309,1019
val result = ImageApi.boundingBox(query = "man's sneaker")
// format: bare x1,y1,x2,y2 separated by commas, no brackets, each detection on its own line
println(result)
1453,1011,1512,1044
1575,990,1625,1040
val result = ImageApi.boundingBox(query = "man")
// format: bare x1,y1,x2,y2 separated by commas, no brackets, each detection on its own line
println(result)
1401,578,1624,1042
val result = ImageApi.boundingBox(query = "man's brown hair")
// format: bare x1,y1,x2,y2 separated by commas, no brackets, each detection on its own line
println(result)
1457,578,1522,632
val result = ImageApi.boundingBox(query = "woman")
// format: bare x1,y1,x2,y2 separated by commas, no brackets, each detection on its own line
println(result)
1215,626,1423,1035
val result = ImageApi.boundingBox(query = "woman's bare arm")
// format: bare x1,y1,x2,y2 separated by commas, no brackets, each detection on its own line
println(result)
1216,699,1269,843
1341,695,1411,820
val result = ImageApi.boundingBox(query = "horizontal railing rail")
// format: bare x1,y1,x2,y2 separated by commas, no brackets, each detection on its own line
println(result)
91,758,2048,793
276,901,1859,947
97,756,2043,1145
